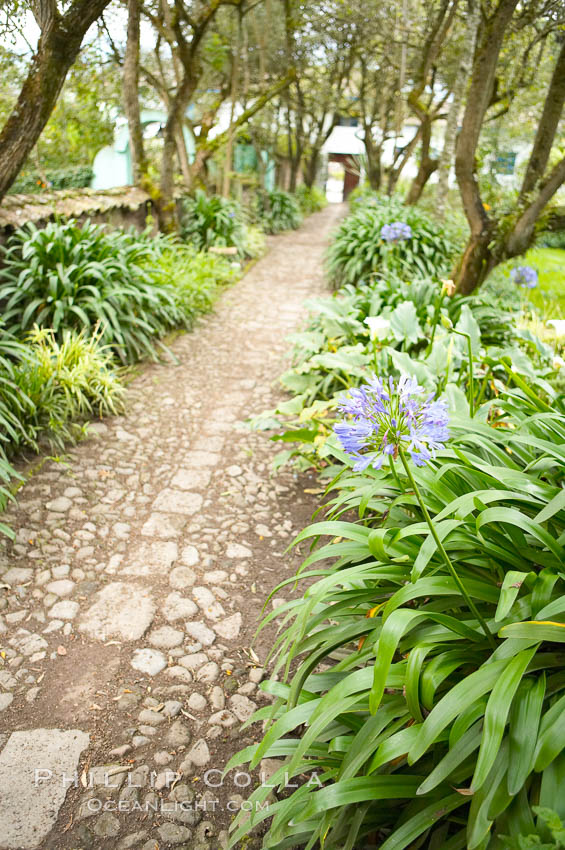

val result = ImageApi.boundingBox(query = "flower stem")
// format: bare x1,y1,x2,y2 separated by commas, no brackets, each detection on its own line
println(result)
475,367,491,408
399,448,496,648
466,333,474,418
453,329,474,417
389,456,403,492
426,290,445,355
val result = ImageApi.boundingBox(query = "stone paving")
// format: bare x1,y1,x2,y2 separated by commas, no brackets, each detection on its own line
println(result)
0,204,343,850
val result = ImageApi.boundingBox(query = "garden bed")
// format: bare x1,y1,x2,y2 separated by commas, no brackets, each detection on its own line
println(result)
228,192,565,850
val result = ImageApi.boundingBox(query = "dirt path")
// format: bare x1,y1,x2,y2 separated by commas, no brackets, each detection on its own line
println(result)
0,204,344,850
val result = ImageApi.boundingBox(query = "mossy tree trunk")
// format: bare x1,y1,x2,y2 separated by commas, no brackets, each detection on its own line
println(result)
453,1,565,294
123,0,148,186
0,0,112,202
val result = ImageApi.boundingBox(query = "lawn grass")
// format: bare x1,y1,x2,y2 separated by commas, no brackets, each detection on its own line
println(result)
500,247,565,318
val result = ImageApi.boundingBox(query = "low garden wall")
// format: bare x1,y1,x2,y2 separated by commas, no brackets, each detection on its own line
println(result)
0,186,162,244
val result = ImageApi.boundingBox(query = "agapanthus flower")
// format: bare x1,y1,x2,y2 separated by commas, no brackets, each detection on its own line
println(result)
334,374,449,470
510,265,538,288
380,222,413,243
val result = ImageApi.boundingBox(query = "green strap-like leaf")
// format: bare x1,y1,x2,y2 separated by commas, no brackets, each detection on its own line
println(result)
477,507,563,560
298,775,424,821
500,621,565,642
380,794,468,850
507,673,546,795
495,571,533,622
472,646,538,791
408,659,509,765
418,721,483,796
370,609,424,714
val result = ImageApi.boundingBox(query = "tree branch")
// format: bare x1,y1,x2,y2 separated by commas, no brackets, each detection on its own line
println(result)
519,37,565,200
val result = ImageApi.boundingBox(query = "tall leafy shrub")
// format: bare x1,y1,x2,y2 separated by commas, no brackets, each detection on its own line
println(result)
230,375,565,850
0,220,185,363
255,189,302,234
180,190,246,253
151,243,240,318
0,324,123,537
327,195,457,286
295,185,327,216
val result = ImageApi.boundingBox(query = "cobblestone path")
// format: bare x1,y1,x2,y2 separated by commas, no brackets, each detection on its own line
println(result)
0,204,343,850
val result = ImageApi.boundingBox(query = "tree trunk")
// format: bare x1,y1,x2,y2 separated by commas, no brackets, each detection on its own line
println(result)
123,0,147,185
222,9,242,197
189,74,295,192
286,94,302,193
302,150,319,188
519,38,565,201
405,156,438,204
363,126,382,190
453,0,520,293
289,158,300,191
452,227,496,295
0,0,112,202
175,124,193,186
386,125,422,195
158,76,195,231
405,115,438,204
435,0,480,217
452,0,565,293
454,0,520,245
505,155,565,256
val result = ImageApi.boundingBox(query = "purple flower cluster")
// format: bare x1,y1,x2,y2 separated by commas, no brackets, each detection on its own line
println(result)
334,374,449,471
380,221,413,243
510,265,538,288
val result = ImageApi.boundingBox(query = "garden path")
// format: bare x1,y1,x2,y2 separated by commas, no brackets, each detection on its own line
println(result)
0,203,344,850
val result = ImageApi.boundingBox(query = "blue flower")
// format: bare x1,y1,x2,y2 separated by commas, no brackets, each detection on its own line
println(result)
334,374,449,470
510,265,538,288
380,222,413,243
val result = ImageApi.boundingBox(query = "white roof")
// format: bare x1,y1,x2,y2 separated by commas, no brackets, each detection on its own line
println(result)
322,125,366,156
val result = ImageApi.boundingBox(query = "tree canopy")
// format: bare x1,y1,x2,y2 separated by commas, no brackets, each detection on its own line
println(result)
0,0,564,288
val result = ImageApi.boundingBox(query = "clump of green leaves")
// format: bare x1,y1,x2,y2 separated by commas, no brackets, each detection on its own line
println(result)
0,220,185,363
501,808,565,849
151,242,240,318
261,273,542,470
181,190,246,254
536,230,565,251
12,325,125,447
295,184,327,216
0,323,124,537
9,165,94,194
0,221,243,539
327,193,457,286
241,224,267,259
255,189,302,234
230,366,565,850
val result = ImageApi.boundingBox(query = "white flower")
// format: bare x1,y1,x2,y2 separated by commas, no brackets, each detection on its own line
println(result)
547,320,565,337
364,316,391,341
553,355,565,371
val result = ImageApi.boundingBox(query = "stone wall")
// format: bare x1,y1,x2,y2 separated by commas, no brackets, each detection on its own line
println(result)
0,187,169,244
